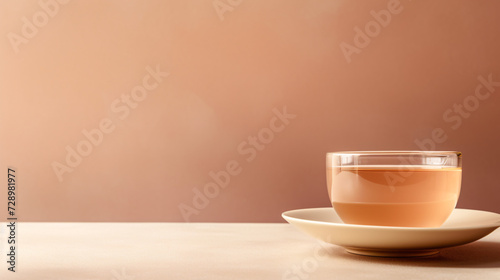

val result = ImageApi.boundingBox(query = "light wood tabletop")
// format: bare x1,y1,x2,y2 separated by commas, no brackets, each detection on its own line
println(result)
1,223,500,279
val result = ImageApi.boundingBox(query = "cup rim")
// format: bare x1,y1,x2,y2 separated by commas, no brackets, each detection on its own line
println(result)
327,151,462,156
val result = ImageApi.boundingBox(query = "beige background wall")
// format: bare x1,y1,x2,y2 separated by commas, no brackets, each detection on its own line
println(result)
1,0,499,222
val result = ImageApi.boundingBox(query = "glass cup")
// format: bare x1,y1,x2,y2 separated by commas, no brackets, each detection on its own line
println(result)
326,151,462,227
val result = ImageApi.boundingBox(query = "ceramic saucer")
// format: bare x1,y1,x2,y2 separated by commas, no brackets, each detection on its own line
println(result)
282,207,500,257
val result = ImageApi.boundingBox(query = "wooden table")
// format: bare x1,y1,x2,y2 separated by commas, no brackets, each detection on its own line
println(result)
1,223,500,279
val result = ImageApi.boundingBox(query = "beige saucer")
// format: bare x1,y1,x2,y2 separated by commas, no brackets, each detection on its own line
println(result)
282,208,500,257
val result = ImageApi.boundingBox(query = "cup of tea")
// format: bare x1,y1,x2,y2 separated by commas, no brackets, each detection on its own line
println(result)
326,151,462,227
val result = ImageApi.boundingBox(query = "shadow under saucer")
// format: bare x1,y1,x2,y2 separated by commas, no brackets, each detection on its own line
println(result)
333,241,500,268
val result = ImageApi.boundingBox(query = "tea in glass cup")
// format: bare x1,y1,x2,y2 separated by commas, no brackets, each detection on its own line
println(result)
326,151,462,227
